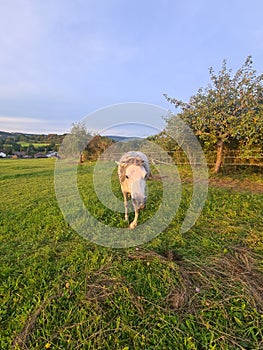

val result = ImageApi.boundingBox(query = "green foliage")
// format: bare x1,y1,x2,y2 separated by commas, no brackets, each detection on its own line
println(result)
59,122,91,162
0,131,65,145
164,56,263,172
82,135,114,161
0,159,263,349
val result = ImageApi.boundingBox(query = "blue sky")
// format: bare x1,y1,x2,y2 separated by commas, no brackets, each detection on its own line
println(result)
0,0,263,135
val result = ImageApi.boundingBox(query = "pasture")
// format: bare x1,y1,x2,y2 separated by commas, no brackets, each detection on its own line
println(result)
17,142,53,148
0,159,263,349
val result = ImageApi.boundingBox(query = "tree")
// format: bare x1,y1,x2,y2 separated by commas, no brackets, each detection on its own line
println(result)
164,56,263,173
60,122,91,163
83,135,113,161
27,143,36,156
47,141,57,152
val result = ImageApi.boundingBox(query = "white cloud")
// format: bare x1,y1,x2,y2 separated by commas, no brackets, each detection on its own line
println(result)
0,116,44,124
0,115,69,134
0,116,44,133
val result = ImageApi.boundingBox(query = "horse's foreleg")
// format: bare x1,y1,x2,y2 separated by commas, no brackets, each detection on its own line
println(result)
124,193,129,221
129,210,139,229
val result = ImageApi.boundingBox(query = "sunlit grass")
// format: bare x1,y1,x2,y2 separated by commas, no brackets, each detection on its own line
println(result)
0,159,262,349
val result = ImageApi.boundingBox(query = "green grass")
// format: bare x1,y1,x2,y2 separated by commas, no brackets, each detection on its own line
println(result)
0,159,263,349
16,142,52,148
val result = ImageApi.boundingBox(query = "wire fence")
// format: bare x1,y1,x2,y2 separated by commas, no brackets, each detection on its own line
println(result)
100,149,263,168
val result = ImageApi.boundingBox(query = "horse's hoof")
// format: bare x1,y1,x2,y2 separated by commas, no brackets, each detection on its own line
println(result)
129,222,137,229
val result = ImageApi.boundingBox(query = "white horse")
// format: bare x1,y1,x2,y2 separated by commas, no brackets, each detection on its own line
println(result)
116,151,150,229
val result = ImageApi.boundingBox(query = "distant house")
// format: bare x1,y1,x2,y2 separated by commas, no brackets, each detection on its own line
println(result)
46,151,60,159
13,151,26,158
34,152,47,158
0,151,6,158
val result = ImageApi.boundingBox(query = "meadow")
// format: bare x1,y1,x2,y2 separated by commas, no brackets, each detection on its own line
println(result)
17,142,52,148
0,158,263,349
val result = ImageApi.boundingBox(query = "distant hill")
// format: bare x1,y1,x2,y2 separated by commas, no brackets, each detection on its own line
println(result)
0,130,66,143
0,130,154,158
104,135,146,142
0,131,66,157
0,130,49,137
0,131,146,142
0,131,151,148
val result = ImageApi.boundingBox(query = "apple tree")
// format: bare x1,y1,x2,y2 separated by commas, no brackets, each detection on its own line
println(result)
164,56,263,172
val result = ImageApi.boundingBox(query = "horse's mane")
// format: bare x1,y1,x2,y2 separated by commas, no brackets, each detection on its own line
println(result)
117,151,150,182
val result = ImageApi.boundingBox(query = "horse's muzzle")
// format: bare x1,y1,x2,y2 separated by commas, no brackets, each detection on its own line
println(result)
132,197,146,210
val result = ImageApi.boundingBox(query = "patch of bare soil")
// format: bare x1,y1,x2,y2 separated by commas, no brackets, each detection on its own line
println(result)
208,177,263,194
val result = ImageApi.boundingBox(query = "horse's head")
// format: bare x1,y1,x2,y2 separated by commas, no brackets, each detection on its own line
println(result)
124,163,147,211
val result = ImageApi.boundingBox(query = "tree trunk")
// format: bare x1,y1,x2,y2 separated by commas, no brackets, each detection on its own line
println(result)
79,151,83,164
213,140,224,173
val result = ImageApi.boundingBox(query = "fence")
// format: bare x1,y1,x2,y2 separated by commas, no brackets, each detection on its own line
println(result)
99,149,263,168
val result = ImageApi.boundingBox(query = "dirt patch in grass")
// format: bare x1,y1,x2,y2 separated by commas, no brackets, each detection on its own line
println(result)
208,177,263,194
180,173,263,193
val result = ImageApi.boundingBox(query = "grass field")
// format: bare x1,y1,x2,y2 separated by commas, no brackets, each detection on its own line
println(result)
1,159,263,349
17,142,52,148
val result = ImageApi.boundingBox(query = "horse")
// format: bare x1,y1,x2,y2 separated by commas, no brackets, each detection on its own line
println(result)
116,151,150,229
